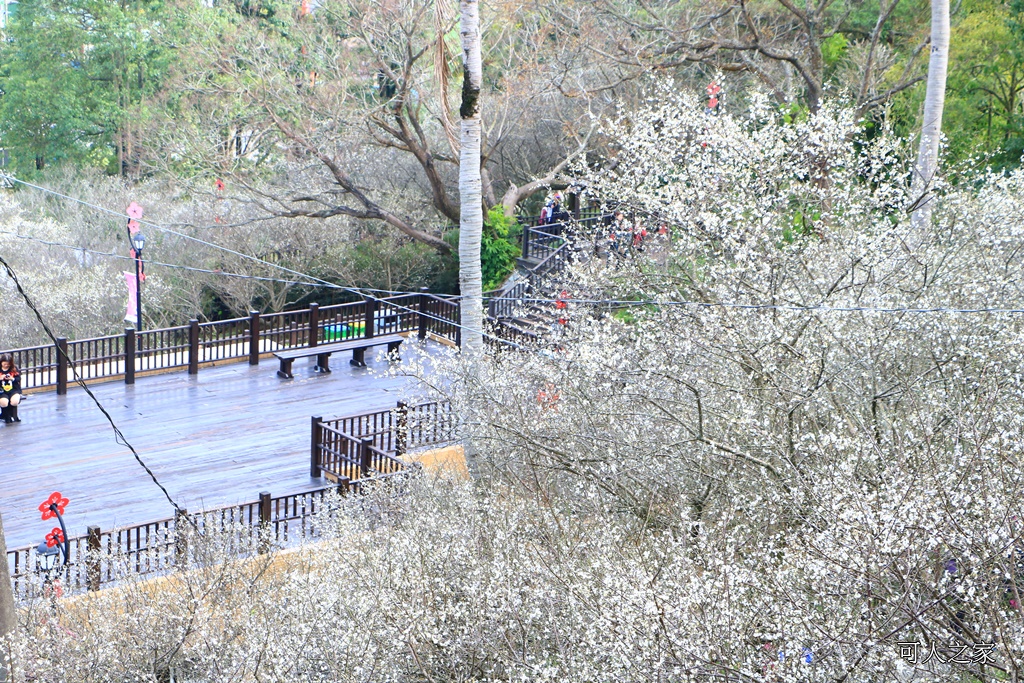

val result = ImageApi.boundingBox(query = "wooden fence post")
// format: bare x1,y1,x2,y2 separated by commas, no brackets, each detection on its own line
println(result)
124,328,136,385
258,491,272,554
248,311,260,365
188,319,199,375
418,287,429,340
86,525,101,592
363,297,376,339
174,508,189,568
521,222,531,260
308,303,319,348
395,400,408,457
56,337,68,395
310,416,322,478
360,437,373,478
455,320,462,348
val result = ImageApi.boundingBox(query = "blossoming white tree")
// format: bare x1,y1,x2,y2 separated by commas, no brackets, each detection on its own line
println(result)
421,86,1024,680
5,87,1023,683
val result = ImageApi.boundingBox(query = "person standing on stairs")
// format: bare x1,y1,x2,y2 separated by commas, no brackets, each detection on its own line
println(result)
0,354,22,424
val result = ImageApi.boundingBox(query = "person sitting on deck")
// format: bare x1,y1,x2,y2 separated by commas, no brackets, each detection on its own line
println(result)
0,354,22,423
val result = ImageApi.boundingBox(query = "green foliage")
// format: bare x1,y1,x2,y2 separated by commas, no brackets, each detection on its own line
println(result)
907,0,1024,168
440,209,522,294
0,0,171,176
780,208,821,245
481,207,520,291
821,33,848,68
612,308,637,325
780,102,809,125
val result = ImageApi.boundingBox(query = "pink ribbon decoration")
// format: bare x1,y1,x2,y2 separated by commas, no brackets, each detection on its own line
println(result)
124,272,138,325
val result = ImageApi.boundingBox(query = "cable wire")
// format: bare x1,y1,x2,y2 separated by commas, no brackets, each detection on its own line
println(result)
1,174,519,348
0,230,340,289
6,227,1019,316
0,254,190,521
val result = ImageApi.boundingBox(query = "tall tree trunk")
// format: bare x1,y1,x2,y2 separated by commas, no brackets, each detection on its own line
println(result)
0,512,16,683
909,0,950,237
458,0,484,352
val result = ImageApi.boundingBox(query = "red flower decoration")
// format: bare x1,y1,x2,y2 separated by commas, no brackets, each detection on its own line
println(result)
45,527,65,548
39,492,69,521
214,178,225,192
127,219,140,234
126,202,144,220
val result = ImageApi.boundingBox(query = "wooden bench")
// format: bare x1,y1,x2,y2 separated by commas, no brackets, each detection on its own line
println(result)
274,334,405,379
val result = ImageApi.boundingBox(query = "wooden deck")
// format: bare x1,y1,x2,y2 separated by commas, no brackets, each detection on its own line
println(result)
0,344,437,549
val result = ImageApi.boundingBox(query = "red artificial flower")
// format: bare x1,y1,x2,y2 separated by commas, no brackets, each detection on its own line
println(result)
45,527,65,548
126,202,144,220
39,492,69,521
127,219,140,234
214,178,225,192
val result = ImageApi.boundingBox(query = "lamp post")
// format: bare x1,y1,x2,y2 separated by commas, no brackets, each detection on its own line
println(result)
130,231,146,332
35,541,59,593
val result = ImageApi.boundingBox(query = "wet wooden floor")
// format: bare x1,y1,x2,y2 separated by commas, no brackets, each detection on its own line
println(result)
0,342,442,549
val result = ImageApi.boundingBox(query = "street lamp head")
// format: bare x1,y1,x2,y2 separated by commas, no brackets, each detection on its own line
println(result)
130,232,146,253
36,541,59,572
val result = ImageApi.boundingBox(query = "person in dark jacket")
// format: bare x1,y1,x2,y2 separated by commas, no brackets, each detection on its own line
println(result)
0,353,22,423
550,192,570,223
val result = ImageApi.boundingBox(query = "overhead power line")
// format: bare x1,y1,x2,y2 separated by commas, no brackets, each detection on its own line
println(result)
0,254,189,519
0,174,523,349
7,172,1021,356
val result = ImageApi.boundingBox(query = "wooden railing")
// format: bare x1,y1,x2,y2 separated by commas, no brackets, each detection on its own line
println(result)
5,212,613,389
2,293,462,395
485,214,608,325
5,486,346,600
6,399,456,599
310,400,456,482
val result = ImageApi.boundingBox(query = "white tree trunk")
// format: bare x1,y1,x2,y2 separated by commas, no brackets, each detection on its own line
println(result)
458,0,484,352
0,512,15,683
909,0,950,236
